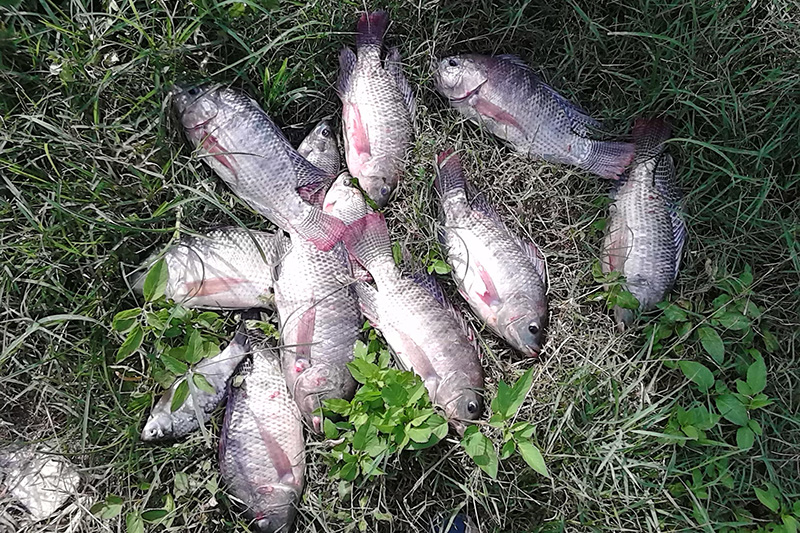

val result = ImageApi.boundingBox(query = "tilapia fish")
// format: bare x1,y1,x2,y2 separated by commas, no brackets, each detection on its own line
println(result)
343,213,484,432
141,323,252,442
435,150,549,357
220,328,305,533
272,229,361,432
338,10,415,207
434,54,634,179
323,172,370,225
134,227,278,310
172,84,343,250
297,119,341,176
602,118,687,328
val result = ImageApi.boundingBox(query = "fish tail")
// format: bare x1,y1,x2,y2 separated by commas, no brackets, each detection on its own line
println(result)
296,209,346,252
342,212,393,272
632,117,672,161
585,140,635,179
434,148,467,196
356,10,389,48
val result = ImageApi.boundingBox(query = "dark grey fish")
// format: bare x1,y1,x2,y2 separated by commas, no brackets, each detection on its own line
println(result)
434,54,634,179
602,118,687,328
219,328,305,533
435,149,549,357
172,84,343,250
338,10,415,206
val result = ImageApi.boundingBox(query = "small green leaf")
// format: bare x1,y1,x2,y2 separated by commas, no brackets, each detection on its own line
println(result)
517,440,550,478
192,373,216,394
161,353,188,375
461,427,498,479
353,422,378,451
716,311,751,331
141,509,168,522
407,426,433,444
353,340,368,360
736,426,755,450
323,398,351,415
170,380,190,412
143,258,169,302
716,394,749,426
173,472,189,497
492,368,534,419
116,324,144,362
783,515,798,533
697,327,725,365
678,361,715,392
748,419,763,436
323,418,338,439
615,290,640,310
762,329,779,353
126,512,144,533
660,302,688,322
746,354,767,394
96,495,124,519
381,383,409,407
500,440,516,460
113,309,140,332
184,329,204,364
755,485,780,513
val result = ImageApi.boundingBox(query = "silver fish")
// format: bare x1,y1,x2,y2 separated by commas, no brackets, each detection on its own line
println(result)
322,172,370,225
434,54,634,179
171,84,343,251
134,227,279,310
297,119,340,176
435,150,549,357
219,328,305,533
272,230,361,433
338,10,415,207
141,324,252,442
602,118,687,328
342,213,484,433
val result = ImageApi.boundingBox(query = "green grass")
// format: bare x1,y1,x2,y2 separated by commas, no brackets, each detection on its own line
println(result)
1,0,799,532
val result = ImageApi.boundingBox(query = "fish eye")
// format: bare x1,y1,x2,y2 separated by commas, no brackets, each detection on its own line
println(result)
528,323,540,335
448,58,459,67
187,87,200,96
320,127,331,138
379,185,391,197
467,400,479,414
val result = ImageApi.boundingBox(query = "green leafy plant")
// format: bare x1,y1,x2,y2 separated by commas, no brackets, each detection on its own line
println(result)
321,336,449,482
588,260,640,311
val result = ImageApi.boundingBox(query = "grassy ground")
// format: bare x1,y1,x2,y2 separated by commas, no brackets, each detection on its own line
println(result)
1,0,799,532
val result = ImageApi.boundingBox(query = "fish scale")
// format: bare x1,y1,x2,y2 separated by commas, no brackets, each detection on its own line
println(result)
219,328,305,533
171,85,343,251
434,54,634,179
435,150,549,357
337,10,415,207
602,118,687,328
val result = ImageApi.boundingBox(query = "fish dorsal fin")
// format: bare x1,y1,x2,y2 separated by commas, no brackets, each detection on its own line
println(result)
538,81,600,133
405,261,475,342
632,118,671,162
465,182,502,223
495,54,531,69
516,236,549,290
337,48,358,96
385,47,417,120
651,151,687,277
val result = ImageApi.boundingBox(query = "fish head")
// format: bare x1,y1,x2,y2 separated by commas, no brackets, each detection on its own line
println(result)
298,119,338,160
434,55,488,102
292,364,351,432
497,295,548,358
171,83,223,132
249,485,300,533
614,306,635,331
357,163,396,207
140,410,174,442
437,373,483,433
323,172,369,224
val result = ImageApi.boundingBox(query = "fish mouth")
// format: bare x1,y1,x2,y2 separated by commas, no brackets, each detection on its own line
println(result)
447,80,486,104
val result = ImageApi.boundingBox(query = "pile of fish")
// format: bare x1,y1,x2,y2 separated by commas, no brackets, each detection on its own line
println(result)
134,9,687,532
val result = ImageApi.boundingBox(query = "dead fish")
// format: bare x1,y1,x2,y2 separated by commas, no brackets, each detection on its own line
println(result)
338,10,415,207
219,327,305,533
343,213,484,433
297,119,340,176
133,227,279,310
141,323,252,442
172,84,343,251
602,118,687,328
434,54,634,179
0,444,81,522
435,149,549,357
272,230,361,433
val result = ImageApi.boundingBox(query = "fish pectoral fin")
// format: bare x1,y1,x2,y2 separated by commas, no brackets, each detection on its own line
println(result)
181,277,247,297
473,96,522,130
475,261,501,306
